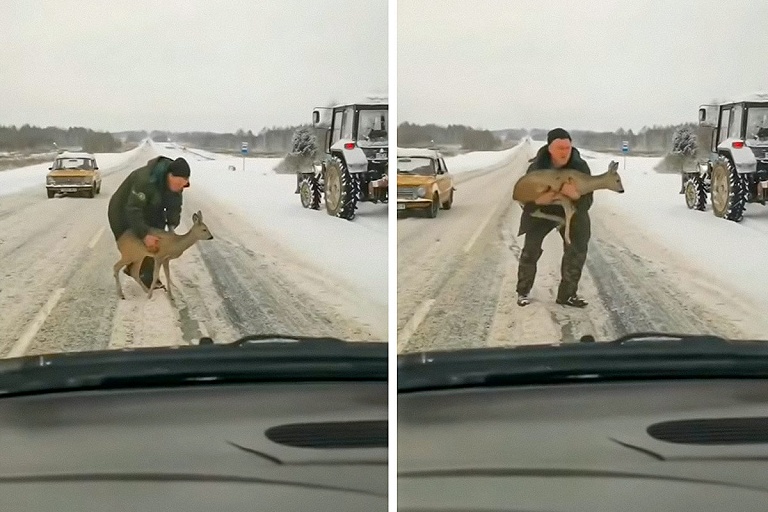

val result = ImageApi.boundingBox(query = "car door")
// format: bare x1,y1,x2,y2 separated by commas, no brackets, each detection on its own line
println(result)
436,157,451,201
90,158,100,187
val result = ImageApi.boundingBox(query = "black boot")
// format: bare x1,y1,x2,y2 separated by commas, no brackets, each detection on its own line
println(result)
556,295,588,308
139,258,164,289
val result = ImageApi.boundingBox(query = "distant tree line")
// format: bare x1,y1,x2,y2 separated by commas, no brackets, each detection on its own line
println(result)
399,121,714,157
157,126,310,154
529,123,712,156
0,124,120,153
3,119,717,160
398,122,507,151
0,123,317,156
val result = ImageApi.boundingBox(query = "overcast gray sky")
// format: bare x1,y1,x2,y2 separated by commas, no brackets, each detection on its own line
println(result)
398,0,768,132
1,0,387,133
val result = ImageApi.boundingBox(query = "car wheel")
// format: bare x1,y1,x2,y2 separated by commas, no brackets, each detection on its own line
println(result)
427,193,439,218
441,190,453,210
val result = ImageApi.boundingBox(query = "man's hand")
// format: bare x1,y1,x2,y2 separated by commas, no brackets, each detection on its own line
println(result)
143,234,160,253
560,179,580,200
534,190,558,205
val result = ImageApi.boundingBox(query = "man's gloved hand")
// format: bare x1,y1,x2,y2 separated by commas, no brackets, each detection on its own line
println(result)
144,234,160,253
534,190,558,205
560,180,580,200
533,179,581,205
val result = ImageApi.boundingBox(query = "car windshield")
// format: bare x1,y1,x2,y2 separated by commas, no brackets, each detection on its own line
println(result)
746,107,768,141
357,109,388,146
396,2,768,357
397,157,434,175
0,1,387,364
55,158,92,169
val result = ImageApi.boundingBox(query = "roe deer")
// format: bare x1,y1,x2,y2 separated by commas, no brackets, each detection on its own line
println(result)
513,160,624,244
113,210,214,300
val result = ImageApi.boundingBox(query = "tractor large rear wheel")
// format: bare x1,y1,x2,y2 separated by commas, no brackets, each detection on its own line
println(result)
711,156,746,221
324,157,358,220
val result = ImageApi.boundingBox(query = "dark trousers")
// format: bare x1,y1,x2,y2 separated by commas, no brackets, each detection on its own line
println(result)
109,222,158,288
516,212,591,301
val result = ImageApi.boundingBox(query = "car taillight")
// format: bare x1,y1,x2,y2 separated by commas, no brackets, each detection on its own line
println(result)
732,141,745,149
344,142,355,150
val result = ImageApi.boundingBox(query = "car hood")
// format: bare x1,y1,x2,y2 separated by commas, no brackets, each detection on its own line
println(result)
47,170,95,177
397,174,436,186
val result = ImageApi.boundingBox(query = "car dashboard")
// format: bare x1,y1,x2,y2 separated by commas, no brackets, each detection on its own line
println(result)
0,381,387,511
398,378,768,511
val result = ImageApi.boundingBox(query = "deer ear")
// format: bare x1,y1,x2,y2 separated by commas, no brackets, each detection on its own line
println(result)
197,210,203,222
192,213,199,223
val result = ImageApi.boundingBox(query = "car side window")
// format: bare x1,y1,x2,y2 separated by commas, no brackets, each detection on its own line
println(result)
440,158,448,173
728,105,743,139
341,106,355,140
718,108,731,145
331,110,343,144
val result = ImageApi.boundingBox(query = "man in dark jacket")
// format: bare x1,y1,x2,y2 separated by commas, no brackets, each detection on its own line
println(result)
108,156,190,288
516,128,591,308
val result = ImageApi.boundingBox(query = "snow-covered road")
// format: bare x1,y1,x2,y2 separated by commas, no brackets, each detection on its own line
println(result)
0,143,387,356
397,139,768,352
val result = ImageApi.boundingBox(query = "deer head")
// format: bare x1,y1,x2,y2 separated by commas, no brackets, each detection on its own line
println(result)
604,160,625,193
190,210,214,240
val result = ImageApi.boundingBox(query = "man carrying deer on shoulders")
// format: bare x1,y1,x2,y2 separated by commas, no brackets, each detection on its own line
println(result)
515,128,594,308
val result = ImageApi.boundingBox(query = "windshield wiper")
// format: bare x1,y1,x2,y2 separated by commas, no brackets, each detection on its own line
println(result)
0,335,386,397
398,332,768,392
575,332,734,353
199,333,355,346
606,331,731,346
